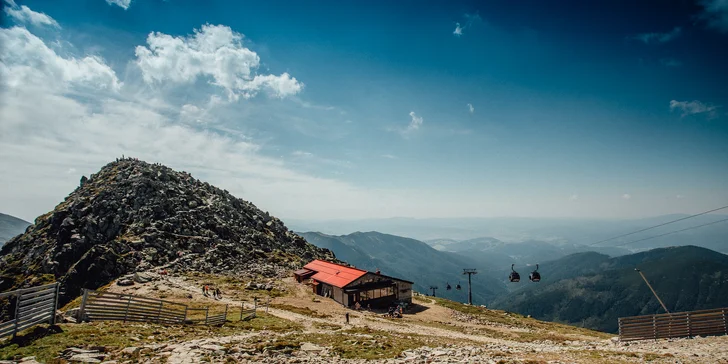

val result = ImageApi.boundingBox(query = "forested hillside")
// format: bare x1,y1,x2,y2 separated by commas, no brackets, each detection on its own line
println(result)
491,246,728,333
299,231,508,304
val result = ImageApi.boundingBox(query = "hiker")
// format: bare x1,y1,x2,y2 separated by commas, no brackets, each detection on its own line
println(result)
354,301,361,310
203,284,210,296
367,304,371,311
215,288,222,300
345,312,350,324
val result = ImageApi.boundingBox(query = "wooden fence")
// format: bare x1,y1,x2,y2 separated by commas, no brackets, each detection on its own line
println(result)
619,307,728,341
79,289,256,326
79,289,188,325
0,283,60,339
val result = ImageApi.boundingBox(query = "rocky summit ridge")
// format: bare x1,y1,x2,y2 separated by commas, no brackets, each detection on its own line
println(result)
0,157,335,306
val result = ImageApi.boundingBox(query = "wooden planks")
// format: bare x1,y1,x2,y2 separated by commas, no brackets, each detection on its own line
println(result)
619,307,728,341
81,289,187,325
0,283,59,339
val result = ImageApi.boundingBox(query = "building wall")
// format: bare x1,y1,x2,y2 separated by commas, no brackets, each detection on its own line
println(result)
348,272,413,304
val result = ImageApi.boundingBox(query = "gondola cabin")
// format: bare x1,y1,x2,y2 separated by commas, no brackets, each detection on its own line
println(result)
509,264,521,282
529,264,541,282
295,260,414,308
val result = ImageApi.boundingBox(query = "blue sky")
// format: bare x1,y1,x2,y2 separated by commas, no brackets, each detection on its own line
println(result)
1,0,727,222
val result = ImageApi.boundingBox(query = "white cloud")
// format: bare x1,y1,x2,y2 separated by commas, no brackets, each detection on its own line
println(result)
105,0,132,10
569,194,579,201
453,23,463,36
3,0,60,28
622,194,632,200
631,27,682,44
406,111,423,132
660,58,682,67
467,103,475,114
452,12,481,37
698,0,728,33
0,26,121,91
134,24,303,101
0,24,402,223
669,100,719,118
291,151,313,157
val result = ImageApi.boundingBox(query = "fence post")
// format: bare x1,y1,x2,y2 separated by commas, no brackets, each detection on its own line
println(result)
240,303,244,321
183,307,188,321
687,313,691,338
50,283,60,325
652,315,657,340
618,318,622,341
224,304,228,322
123,295,132,323
266,298,269,313
723,309,727,335
254,298,257,318
157,301,163,323
78,289,89,323
12,291,22,339
204,307,209,325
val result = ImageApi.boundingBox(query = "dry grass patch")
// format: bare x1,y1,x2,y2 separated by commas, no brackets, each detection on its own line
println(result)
0,312,299,363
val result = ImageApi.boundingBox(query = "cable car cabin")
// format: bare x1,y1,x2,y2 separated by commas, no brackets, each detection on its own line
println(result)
456,282,462,290
529,264,541,282
446,283,452,291
509,264,520,282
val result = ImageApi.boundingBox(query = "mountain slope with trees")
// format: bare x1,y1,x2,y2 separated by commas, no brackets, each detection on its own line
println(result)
0,213,31,246
299,231,508,304
490,245,728,333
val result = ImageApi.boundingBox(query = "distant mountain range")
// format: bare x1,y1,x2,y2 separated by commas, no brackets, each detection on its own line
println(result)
425,236,632,269
287,215,728,254
490,245,728,333
298,231,508,305
0,213,30,246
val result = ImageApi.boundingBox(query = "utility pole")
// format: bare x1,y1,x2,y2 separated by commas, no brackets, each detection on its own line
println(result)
463,269,477,305
429,286,438,297
635,268,670,313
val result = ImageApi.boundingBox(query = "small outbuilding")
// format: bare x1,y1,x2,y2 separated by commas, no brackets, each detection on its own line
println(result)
295,259,413,308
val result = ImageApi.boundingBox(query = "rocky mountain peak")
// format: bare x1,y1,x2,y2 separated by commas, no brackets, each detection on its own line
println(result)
0,157,335,306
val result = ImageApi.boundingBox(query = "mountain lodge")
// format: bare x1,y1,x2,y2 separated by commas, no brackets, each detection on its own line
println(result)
294,260,413,308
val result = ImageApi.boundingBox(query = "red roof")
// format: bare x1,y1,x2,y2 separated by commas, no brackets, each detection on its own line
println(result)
303,260,367,288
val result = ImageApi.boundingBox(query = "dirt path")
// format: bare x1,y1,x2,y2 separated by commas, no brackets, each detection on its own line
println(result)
106,274,728,364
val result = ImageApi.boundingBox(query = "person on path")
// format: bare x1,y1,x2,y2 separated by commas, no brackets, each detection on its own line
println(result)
345,312,350,324
215,288,222,300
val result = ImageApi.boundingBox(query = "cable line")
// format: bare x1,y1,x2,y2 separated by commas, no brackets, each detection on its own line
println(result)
611,217,728,248
589,204,728,247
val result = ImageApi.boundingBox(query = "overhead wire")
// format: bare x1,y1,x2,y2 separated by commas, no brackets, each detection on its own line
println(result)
588,204,728,247
611,217,728,248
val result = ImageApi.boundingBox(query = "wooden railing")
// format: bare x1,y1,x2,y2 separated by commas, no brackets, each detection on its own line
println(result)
79,289,256,326
0,283,60,339
79,289,187,324
619,307,728,341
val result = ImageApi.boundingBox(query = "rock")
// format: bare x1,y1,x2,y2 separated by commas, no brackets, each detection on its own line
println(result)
121,347,140,355
300,343,324,352
0,158,337,309
133,272,152,283
69,353,105,363
201,344,225,351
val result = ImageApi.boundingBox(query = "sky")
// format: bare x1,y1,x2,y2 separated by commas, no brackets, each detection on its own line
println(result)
1,0,727,223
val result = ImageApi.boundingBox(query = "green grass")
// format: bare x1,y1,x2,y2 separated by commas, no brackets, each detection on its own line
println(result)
0,312,300,363
428,296,611,340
